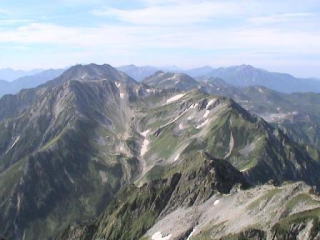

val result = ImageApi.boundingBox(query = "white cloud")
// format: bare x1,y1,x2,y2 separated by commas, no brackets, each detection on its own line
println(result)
0,23,136,47
91,1,243,25
1,0,320,76
0,9,10,16
0,19,34,26
249,12,315,24
1,22,320,55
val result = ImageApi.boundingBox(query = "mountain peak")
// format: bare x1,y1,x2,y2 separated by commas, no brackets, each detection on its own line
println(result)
54,63,137,85
143,71,199,91
238,64,255,69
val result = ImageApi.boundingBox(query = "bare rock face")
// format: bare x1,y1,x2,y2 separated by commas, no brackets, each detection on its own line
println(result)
57,152,249,240
57,153,320,240
143,71,200,91
1,64,320,240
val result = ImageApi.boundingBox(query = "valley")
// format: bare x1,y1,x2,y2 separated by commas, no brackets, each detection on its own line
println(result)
0,64,320,240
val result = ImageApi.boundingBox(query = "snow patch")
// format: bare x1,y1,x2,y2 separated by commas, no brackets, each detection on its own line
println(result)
174,153,180,162
81,73,88,79
203,110,210,118
207,99,217,109
116,82,125,99
166,94,185,104
196,119,209,129
186,227,197,240
224,132,234,158
64,168,75,184
240,167,250,172
7,136,20,153
146,89,154,93
190,103,198,109
141,130,151,157
152,232,172,240
17,194,22,212
99,171,108,183
141,129,150,137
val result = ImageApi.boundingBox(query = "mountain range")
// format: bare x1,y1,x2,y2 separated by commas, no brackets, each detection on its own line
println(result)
0,69,64,97
1,65,320,98
0,68,44,82
1,64,320,240
119,64,320,93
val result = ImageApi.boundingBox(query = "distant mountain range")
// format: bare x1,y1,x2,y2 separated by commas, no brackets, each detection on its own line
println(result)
117,65,159,81
203,65,320,93
0,69,64,96
119,64,320,93
0,68,43,81
1,65,319,98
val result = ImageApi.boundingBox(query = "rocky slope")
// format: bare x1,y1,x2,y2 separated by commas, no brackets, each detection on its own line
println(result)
0,64,146,240
58,153,320,240
58,152,249,240
143,71,199,91
143,71,320,151
1,64,320,240
132,89,320,187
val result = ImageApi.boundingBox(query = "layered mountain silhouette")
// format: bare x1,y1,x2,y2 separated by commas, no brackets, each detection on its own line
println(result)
0,68,43,82
119,64,320,93
0,64,320,240
0,69,64,97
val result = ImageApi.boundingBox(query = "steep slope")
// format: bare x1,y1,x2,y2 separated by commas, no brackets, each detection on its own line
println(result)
56,87,320,239
132,90,320,187
58,152,249,240
0,64,146,240
230,86,320,151
203,65,320,93
144,181,320,240
58,153,320,240
1,64,320,240
145,72,320,151
143,71,200,91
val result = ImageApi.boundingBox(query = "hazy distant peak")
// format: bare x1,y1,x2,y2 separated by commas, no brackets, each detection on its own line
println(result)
0,68,43,81
117,65,160,81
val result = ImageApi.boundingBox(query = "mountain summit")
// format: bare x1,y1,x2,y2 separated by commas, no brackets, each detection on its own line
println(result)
202,65,320,93
51,63,137,86
1,64,320,240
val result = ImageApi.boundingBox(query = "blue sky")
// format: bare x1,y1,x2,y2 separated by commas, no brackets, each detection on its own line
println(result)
0,0,319,77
